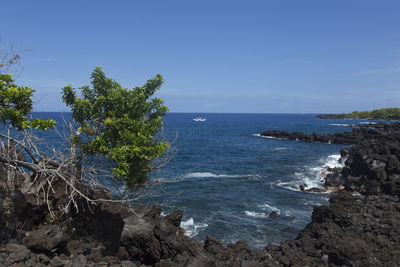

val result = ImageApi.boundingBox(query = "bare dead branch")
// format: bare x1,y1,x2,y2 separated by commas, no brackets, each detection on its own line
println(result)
0,42,28,76
0,117,175,222
0,133,38,164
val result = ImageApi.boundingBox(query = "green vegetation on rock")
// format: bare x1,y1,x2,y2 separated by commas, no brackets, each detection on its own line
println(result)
317,108,400,120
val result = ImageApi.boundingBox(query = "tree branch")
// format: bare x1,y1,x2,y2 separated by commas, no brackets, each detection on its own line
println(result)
0,133,38,164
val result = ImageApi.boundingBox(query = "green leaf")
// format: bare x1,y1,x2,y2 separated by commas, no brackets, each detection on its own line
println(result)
0,74,55,131
62,67,169,187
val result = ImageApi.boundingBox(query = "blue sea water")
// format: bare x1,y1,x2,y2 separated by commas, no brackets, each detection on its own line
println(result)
28,112,375,248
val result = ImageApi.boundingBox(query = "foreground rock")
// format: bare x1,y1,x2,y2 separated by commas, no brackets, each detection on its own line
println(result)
0,169,276,266
265,192,400,265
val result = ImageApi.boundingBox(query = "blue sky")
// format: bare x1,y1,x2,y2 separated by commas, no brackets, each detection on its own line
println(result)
1,0,400,113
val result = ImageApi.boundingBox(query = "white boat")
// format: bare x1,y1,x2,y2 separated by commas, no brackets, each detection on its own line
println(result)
193,118,207,122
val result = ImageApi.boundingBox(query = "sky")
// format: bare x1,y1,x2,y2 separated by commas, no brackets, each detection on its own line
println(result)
1,0,400,113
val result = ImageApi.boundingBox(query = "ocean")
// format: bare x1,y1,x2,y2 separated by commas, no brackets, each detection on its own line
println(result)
28,112,374,248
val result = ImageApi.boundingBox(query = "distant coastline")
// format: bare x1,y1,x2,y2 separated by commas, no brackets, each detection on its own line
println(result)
316,107,400,120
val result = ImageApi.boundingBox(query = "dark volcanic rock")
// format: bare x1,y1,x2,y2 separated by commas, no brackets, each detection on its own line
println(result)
262,127,366,145
262,123,400,146
257,123,400,265
316,114,346,119
263,123,400,197
268,211,279,219
2,243,32,265
164,210,183,227
263,192,400,265
339,128,400,196
324,167,344,187
304,187,325,193
23,225,64,251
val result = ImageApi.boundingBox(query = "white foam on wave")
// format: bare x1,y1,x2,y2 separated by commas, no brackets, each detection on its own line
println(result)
152,178,165,183
274,147,288,151
304,200,323,206
258,203,281,214
296,172,321,189
359,122,376,124
324,154,342,168
252,133,279,139
180,218,208,238
244,211,269,219
193,117,207,122
184,172,253,179
329,123,352,127
262,136,277,139
276,153,344,192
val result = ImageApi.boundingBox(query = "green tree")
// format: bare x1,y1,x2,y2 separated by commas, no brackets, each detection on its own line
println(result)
62,67,169,187
0,73,55,130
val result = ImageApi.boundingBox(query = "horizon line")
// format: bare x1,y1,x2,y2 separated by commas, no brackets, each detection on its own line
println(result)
32,111,332,115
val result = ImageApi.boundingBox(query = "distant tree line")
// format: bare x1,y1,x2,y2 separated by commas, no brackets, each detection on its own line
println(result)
317,108,400,120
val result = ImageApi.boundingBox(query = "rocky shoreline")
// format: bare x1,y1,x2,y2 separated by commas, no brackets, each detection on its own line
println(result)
1,124,400,266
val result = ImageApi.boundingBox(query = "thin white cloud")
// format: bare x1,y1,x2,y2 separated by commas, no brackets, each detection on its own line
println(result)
355,68,400,75
354,69,385,75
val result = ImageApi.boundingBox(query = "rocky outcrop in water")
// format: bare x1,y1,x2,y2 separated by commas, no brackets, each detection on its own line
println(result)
262,123,400,196
316,114,347,119
262,122,400,144
261,128,367,145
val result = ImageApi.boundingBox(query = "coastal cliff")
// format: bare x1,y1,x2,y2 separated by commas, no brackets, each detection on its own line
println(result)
1,124,400,266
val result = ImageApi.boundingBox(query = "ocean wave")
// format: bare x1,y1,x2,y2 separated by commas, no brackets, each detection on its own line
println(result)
244,211,269,219
303,200,325,206
258,203,281,213
180,218,208,238
183,172,253,179
276,153,344,192
329,123,352,127
274,147,288,151
324,154,342,168
252,133,278,139
261,136,277,139
276,172,321,191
